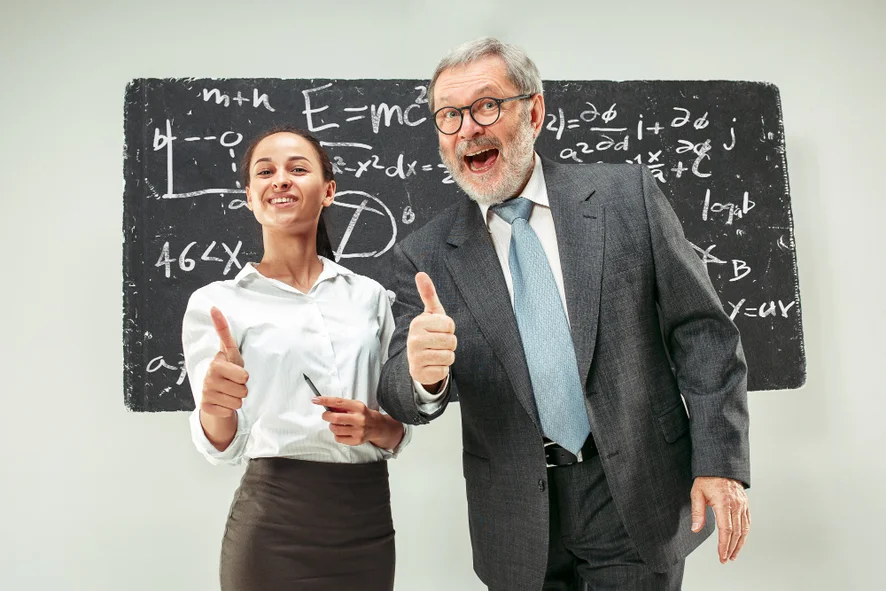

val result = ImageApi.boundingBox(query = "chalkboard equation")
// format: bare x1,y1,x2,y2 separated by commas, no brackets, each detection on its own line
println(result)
123,78,804,412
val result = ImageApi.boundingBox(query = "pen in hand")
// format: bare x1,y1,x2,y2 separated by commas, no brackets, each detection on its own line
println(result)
303,373,345,412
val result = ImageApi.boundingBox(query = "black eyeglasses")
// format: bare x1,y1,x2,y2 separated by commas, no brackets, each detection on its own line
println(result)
433,94,533,135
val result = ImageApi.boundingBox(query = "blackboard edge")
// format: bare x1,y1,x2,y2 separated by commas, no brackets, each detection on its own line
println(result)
771,83,808,392
122,78,147,413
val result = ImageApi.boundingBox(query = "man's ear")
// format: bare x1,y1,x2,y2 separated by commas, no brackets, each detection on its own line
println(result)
530,93,546,138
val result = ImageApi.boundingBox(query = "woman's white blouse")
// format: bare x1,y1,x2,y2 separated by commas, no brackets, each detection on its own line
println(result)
182,257,411,465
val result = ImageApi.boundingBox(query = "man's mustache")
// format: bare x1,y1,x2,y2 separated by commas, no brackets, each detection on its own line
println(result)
456,137,503,160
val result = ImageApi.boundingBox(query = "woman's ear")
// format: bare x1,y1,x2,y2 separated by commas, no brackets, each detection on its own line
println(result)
322,180,336,207
245,185,254,210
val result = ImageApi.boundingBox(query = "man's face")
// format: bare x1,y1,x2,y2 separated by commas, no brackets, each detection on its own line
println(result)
433,56,545,206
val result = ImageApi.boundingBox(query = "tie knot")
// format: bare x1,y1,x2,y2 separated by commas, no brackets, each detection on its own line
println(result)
492,197,533,225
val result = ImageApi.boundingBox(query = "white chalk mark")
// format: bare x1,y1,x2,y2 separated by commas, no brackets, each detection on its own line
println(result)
166,120,173,196
201,241,223,263
220,131,243,147
147,355,179,373
333,200,384,216
727,299,746,321
320,141,373,150
730,260,751,282
202,88,230,107
723,127,736,151
332,191,397,261
253,89,275,112
371,103,404,133
302,83,339,132
222,241,243,275
162,188,247,199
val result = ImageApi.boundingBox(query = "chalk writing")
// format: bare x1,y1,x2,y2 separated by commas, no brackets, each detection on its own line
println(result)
123,78,803,411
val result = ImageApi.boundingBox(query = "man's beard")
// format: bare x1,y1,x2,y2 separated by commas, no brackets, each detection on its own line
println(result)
439,119,537,207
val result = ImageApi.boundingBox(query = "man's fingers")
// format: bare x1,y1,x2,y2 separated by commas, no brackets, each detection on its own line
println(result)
727,509,744,560
410,314,456,336
713,505,733,564
414,349,456,367
411,330,457,351
690,487,706,532
210,307,243,365
730,507,751,560
416,272,445,315
726,507,742,559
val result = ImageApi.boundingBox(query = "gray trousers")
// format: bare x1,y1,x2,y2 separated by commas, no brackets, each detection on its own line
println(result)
541,454,685,591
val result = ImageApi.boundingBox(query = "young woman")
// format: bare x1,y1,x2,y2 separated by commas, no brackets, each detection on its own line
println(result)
182,126,409,591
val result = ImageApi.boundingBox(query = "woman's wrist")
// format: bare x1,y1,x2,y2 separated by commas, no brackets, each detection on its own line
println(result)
368,411,404,451
200,410,238,451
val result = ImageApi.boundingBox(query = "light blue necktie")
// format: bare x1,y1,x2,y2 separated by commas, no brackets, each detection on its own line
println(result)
492,197,591,455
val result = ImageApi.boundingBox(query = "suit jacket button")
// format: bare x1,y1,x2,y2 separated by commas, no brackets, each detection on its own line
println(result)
538,479,546,492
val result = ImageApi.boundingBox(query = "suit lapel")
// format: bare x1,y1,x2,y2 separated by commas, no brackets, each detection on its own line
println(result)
543,157,605,385
444,199,542,431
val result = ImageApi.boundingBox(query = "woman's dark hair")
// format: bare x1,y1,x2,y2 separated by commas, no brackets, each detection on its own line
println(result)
240,126,335,259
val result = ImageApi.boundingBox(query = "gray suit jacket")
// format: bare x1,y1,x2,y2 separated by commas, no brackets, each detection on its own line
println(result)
378,158,750,591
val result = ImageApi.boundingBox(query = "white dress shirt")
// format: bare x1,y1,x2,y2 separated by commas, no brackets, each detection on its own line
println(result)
415,153,568,410
183,257,412,465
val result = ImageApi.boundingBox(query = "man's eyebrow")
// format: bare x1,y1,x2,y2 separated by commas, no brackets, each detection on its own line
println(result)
437,85,502,107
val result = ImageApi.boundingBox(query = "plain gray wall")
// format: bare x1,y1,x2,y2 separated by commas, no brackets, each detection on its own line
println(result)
1,0,883,589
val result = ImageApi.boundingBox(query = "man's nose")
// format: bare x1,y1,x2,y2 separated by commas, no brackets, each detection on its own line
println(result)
458,110,484,139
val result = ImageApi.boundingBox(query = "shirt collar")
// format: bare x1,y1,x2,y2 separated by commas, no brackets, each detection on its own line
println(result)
479,152,548,229
233,255,352,288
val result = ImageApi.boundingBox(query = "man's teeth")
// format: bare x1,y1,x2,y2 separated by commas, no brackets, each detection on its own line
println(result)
270,197,295,204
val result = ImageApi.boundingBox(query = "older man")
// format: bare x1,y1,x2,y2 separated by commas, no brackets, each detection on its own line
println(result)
378,37,750,591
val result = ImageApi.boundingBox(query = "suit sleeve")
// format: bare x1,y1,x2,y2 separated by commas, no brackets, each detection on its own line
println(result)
641,167,751,488
377,242,451,425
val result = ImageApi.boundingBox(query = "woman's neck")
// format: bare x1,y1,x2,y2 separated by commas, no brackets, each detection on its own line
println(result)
257,229,325,292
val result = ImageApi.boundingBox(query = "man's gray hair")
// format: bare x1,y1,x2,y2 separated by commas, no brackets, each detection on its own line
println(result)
427,37,543,112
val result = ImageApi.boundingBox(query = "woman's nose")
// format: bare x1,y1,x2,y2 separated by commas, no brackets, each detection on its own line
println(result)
273,170,291,189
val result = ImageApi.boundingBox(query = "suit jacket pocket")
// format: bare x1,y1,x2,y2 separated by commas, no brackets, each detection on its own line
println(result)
657,403,690,443
606,256,650,277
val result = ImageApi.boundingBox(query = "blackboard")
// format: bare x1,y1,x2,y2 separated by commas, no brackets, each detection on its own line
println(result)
123,78,805,412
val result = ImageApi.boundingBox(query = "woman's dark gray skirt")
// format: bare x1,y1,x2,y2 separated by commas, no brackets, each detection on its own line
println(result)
220,457,395,591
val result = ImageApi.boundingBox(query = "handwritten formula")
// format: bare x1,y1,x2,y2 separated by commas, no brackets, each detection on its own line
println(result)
123,78,804,411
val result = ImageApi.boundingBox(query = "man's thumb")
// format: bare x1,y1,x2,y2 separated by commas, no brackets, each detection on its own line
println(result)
690,486,707,532
415,272,445,314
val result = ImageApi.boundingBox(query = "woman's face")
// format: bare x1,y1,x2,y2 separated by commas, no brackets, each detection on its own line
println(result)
245,132,335,232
